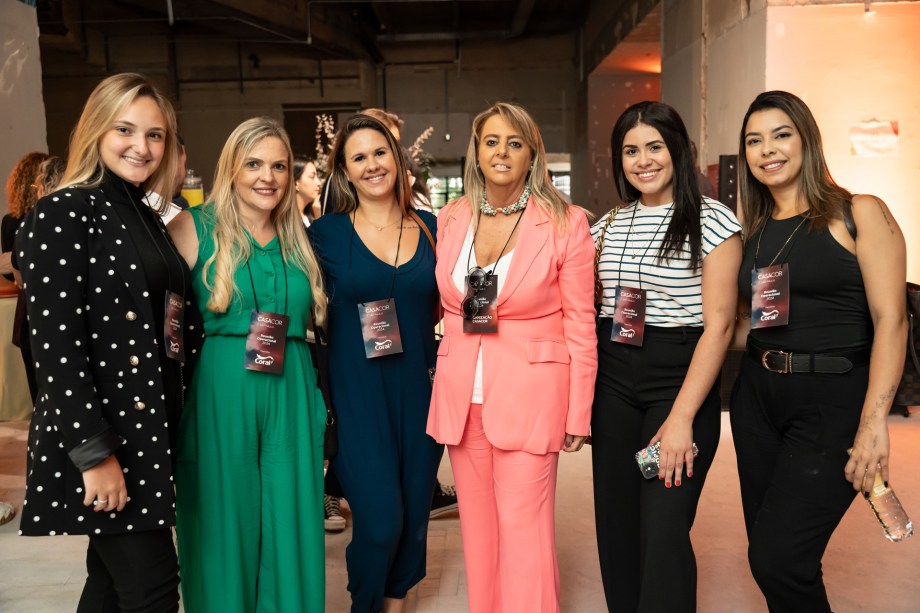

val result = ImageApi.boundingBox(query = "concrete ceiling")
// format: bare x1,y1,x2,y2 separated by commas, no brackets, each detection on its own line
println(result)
592,3,661,76
37,0,593,64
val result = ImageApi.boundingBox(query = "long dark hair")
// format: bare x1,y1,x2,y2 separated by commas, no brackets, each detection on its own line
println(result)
610,101,703,269
738,90,852,240
293,155,313,182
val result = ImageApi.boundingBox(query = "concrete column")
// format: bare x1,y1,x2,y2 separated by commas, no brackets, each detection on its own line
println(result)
0,0,47,214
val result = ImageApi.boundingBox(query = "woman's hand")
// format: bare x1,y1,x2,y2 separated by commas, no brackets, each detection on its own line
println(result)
649,413,695,488
0,251,13,275
845,416,891,495
563,434,587,453
82,455,128,513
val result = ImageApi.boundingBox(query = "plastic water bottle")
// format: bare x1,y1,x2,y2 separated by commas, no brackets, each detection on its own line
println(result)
635,441,699,479
866,472,913,542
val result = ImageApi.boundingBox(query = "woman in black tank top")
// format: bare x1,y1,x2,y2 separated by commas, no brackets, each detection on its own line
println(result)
731,91,907,613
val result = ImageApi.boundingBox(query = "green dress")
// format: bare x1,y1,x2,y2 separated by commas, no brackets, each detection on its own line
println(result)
176,205,326,613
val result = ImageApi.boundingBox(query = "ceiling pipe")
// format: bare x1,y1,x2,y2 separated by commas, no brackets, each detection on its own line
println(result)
509,0,536,37
166,0,174,26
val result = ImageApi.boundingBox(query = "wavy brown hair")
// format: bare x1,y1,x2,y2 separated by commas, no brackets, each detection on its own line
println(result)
738,90,852,240
5,152,50,218
34,156,67,199
325,114,412,216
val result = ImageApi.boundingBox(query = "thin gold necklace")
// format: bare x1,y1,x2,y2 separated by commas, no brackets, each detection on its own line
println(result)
755,215,807,267
359,208,403,231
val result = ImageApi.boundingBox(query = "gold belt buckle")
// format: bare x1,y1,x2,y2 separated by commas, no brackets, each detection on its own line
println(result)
762,349,791,374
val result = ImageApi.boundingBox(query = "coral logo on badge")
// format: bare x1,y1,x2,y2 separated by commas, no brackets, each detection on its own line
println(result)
618,326,636,338
374,339,393,351
760,309,780,322
254,354,274,366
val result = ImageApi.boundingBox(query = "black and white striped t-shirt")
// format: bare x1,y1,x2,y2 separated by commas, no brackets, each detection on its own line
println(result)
591,197,741,327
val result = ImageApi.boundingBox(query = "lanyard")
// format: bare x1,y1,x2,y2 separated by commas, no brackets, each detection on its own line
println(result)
246,247,289,316
120,183,188,300
614,201,671,290
466,210,524,276
753,215,807,269
348,209,404,302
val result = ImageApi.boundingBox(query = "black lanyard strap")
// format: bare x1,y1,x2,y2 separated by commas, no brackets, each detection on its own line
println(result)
348,208,404,303
246,246,289,315
466,210,524,278
754,215,807,269
614,201,671,290
120,183,187,300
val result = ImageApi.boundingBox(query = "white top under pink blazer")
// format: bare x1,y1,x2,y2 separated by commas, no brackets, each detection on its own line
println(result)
426,196,598,454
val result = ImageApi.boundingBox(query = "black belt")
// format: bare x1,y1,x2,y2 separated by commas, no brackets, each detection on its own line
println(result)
746,339,870,374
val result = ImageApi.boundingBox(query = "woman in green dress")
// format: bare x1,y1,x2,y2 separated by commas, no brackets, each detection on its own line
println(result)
168,116,328,612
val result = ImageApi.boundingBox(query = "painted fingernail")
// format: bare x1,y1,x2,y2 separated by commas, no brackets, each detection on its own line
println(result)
885,481,889,489
687,471,693,478
863,491,870,499
676,480,681,487
665,482,671,488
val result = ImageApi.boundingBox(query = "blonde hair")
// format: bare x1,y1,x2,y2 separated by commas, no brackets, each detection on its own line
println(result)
59,73,179,212
202,117,327,324
35,156,67,199
325,114,413,216
464,102,571,230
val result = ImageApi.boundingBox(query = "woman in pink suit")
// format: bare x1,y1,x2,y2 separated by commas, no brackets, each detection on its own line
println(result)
427,102,597,613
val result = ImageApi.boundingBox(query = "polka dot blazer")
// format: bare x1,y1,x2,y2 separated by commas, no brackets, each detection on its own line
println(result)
15,183,204,536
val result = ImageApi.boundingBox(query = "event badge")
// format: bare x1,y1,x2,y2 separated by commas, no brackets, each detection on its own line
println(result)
463,274,499,334
164,291,186,362
611,286,646,346
244,310,290,374
358,299,404,358
751,264,790,329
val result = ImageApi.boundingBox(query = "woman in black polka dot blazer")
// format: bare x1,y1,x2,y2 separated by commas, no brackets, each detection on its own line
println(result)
15,73,203,612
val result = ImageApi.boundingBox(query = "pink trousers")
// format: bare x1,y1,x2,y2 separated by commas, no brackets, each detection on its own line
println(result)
447,404,561,613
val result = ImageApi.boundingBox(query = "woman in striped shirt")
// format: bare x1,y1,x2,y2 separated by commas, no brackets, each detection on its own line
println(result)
590,101,742,613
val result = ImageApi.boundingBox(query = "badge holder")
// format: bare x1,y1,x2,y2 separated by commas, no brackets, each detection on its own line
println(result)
164,291,186,361
750,216,805,330
244,311,290,374
358,299,404,358
611,285,646,346
462,273,499,334
243,258,290,374
751,264,790,329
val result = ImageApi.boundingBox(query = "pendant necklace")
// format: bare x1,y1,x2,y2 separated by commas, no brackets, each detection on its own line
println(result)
360,207,403,231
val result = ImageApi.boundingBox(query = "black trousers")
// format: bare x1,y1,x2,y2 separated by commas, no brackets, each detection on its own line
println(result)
730,353,866,613
591,321,721,613
77,528,179,613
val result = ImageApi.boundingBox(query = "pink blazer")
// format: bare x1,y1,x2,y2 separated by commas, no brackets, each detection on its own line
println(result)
426,196,598,454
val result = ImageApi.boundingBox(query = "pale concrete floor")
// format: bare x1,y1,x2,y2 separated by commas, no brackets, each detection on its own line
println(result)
2,412,919,612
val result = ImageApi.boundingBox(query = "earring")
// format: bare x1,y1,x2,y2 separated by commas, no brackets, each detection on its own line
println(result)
530,162,534,171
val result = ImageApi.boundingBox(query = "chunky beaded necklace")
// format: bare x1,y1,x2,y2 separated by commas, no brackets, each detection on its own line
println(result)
480,185,531,216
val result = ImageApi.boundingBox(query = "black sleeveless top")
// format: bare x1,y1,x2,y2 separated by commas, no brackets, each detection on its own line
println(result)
739,215,872,353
